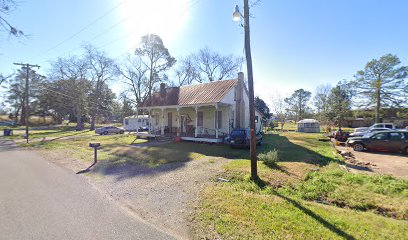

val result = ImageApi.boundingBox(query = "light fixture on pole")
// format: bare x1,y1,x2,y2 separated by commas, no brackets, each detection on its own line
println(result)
232,1,258,180
232,5,242,22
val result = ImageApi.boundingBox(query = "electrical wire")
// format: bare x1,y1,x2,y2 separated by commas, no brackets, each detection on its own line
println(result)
37,0,129,57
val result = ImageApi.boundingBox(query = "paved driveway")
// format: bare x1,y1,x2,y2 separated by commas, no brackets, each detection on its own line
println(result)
0,139,174,240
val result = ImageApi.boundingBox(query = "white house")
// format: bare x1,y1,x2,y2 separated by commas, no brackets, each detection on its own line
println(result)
135,72,264,143
123,115,150,131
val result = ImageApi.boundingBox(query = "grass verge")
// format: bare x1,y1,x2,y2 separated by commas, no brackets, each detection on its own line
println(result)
192,132,408,239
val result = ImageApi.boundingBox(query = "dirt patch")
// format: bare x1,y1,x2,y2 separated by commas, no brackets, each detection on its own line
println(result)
335,144,408,179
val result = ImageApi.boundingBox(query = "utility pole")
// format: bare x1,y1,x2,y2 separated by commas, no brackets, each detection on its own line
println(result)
13,63,40,143
233,1,258,180
243,0,258,180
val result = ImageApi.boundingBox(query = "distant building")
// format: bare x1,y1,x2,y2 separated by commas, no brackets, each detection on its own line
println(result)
297,119,320,133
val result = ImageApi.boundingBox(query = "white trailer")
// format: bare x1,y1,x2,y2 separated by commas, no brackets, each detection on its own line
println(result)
123,115,150,131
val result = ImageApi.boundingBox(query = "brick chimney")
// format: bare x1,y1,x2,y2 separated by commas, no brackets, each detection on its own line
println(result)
235,72,245,128
160,83,166,96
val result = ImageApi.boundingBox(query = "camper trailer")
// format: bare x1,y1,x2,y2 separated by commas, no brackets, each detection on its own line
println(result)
123,115,150,131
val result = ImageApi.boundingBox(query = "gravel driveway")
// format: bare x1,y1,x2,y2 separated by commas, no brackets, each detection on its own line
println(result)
336,145,408,179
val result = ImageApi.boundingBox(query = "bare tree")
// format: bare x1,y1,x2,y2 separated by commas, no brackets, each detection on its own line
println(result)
270,94,289,130
83,44,116,130
0,0,24,38
313,84,331,123
116,53,148,105
172,56,197,86
192,47,243,83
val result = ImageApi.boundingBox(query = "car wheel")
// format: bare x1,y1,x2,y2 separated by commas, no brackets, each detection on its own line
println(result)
353,144,364,152
103,131,108,135
120,130,124,134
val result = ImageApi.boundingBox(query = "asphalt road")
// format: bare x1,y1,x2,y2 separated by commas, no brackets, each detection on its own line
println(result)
0,139,175,240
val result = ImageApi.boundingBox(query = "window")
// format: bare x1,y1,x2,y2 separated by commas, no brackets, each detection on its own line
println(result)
138,119,141,123
125,119,129,125
385,124,393,129
197,112,203,127
155,113,159,125
372,132,388,140
389,132,404,140
215,110,222,129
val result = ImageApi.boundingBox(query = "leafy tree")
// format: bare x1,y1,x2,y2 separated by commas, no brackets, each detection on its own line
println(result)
48,56,91,130
325,84,352,128
5,68,44,125
254,96,270,119
135,34,176,98
351,54,408,122
285,89,311,122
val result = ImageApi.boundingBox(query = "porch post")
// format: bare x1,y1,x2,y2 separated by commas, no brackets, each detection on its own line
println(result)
177,107,180,137
195,106,198,138
161,108,164,135
215,104,219,139
148,109,151,134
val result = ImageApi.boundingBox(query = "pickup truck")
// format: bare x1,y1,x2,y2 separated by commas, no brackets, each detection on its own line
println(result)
354,123,396,133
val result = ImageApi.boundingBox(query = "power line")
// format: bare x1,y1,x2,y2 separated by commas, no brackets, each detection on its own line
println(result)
37,0,128,57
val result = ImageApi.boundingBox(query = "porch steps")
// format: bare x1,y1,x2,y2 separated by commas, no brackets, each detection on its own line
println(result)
155,135,174,142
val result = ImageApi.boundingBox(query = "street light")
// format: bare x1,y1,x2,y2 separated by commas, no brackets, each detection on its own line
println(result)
233,1,258,180
232,5,242,22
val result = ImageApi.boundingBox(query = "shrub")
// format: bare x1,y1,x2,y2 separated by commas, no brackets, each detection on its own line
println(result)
258,149,279,167
268,121,275,130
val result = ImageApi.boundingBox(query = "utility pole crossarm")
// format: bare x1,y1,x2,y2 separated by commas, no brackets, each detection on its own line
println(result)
12,63,40,143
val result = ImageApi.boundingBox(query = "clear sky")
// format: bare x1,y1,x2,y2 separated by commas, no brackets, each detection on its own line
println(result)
1,0,408,106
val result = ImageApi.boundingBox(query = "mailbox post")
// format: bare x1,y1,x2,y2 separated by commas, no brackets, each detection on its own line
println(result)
77,142,101,174
89,142,101,166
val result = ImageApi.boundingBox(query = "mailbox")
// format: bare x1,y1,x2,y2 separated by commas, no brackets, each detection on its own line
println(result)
89,142,101,148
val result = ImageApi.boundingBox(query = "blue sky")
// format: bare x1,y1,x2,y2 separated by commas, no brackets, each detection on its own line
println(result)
1,0,408,106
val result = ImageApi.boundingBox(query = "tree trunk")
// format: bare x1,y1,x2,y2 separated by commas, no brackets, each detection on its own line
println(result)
375,88,381,123
90,113,95,130
76,114,84,131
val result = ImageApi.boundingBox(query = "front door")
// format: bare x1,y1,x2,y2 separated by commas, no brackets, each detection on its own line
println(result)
168,112,172,129
180,116,186,133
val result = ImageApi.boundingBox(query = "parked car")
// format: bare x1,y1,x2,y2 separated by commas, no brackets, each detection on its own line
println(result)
0,121,14,126
354,123,396,133
349,128,390,138
229,128,262,148
347,130,408,154
95,126,124,135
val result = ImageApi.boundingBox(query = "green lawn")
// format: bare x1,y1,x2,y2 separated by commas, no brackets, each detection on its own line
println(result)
192,132,408,239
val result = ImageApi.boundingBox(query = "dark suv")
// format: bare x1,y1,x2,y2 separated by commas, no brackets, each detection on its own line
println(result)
347,130,408,154
229,128,262,148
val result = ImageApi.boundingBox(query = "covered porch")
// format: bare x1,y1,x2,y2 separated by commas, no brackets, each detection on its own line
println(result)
134,103,234,143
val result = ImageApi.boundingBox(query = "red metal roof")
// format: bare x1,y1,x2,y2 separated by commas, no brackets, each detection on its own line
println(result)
141,79,238,107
